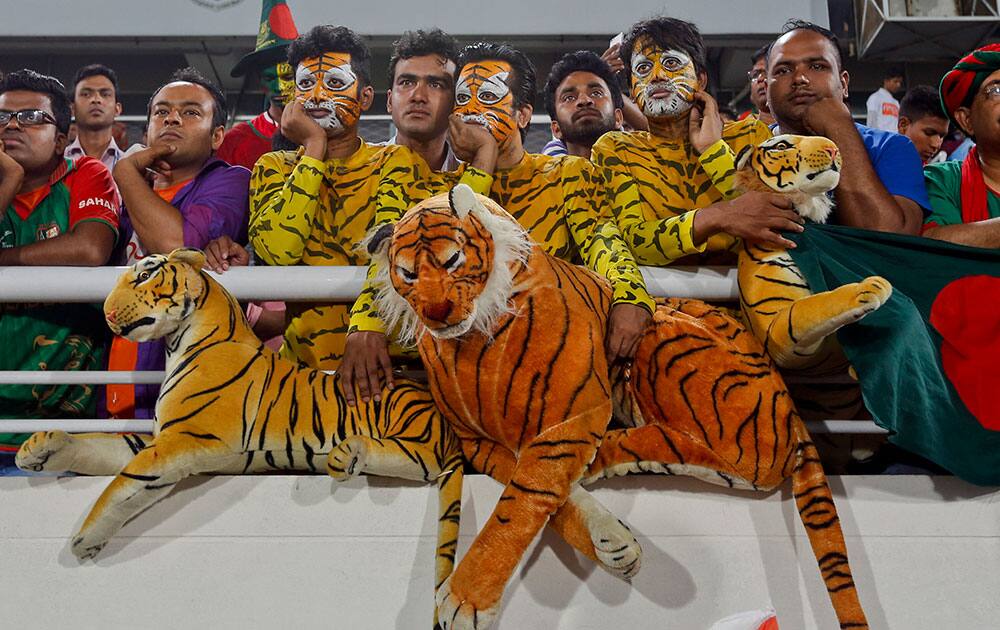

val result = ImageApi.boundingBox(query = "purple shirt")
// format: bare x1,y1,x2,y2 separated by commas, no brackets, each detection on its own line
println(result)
116,157,250,418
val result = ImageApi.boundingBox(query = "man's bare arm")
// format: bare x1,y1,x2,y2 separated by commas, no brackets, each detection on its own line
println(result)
923,219,1000,249
113,145,185,254
0,221,115,266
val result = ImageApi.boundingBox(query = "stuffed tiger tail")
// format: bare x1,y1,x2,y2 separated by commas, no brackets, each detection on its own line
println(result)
734,134,892,375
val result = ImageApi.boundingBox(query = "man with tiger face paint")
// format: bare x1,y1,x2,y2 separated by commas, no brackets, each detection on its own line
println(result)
593,17,806,266
430,42,656,365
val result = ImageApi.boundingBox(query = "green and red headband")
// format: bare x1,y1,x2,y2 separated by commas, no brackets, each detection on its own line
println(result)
940,43,1000,126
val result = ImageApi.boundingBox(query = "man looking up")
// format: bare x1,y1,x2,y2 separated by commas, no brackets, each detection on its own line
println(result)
766,20,928,234
897,85,950,164
109,67,250,418
65,64,124,172
923,44,1000,248
592,17,801,266
386,29,460,171
543,50,623,158
219,0,300,170
0,69,119,443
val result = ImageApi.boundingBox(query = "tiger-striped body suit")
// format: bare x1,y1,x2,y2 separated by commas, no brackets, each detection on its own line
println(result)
592,117,771,265
16,249,463,623
370,187,868,630
249,142,435,368
735,135,892,418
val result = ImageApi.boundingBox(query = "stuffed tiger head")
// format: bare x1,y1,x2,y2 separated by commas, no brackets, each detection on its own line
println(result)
104,248,211,342
367,185,531,345
735,134,842,223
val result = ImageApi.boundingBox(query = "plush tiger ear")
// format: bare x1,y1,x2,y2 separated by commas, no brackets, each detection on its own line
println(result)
168,248,206,271
735,144,755,171
448,184,480,220
365,223,395,258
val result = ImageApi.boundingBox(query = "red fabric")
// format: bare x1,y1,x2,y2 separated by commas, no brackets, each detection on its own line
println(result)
106,336,138,418
268,3,299,39
930,275,1000,431
960,146,989,224
216,115,276,170
66,156,120,229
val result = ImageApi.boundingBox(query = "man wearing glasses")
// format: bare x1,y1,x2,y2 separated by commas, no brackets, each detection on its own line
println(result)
745,45,775,126
0,69,120,447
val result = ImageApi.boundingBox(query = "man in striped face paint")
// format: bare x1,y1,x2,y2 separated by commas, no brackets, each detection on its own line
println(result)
629,37,699,120
294,51,367,134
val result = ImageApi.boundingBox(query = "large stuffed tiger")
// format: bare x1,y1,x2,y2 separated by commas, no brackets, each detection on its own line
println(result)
735,134,892,375
15,249,463,621
367,185,869,630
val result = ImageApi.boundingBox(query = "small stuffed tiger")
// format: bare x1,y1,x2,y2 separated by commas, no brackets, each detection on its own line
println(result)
15,249,463,621
367,185,868,630
734,134,892,375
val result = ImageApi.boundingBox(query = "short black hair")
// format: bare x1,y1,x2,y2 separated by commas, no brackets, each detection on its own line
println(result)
72,64,119,100
885,66,905,81
751,44,770,66
457,42,537,141
288,25,372,88
147,67,227,129
387,29,458,85
543,50,624,119
621,17,707,88
0,69,72,133
900,84,947,123
770,20,843,71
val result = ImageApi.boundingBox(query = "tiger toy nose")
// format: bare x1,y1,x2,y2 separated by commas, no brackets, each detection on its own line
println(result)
105,309,117,324
424,300,454,323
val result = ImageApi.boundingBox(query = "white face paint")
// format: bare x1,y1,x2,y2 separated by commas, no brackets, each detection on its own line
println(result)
630,44,699,120
295,54,361,132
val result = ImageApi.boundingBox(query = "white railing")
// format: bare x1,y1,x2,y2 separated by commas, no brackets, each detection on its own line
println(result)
0,265,885,436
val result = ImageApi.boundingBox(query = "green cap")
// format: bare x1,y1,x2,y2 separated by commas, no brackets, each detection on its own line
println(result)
230,0,300,77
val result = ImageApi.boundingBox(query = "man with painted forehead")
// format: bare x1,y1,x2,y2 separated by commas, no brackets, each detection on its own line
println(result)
424,42,656,365
248,25,431,380
592,17,806,266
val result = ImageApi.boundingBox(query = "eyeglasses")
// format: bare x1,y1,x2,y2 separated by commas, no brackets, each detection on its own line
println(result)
747,69,767,83
985,83,1000,100
0,109,58,127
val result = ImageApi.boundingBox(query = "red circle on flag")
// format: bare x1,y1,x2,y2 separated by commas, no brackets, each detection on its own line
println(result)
929,275,1000,430
269,4,299,40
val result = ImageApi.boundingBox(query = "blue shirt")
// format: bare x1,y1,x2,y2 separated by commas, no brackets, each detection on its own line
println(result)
854,122,931,215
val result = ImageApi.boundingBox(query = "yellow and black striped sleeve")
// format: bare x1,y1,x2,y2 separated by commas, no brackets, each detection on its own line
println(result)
699,119,773,199
249,150,325,266
591,134,706,267
562,158,655,313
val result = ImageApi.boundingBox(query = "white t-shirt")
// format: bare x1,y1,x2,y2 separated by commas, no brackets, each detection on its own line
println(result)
865,87,900,132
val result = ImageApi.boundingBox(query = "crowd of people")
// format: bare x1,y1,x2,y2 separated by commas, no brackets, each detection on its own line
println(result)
1,8,998,474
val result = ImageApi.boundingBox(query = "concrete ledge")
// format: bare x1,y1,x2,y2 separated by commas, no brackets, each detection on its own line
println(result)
2,474,997,629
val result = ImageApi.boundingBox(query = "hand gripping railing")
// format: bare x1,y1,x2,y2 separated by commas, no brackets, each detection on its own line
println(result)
0,265,884,436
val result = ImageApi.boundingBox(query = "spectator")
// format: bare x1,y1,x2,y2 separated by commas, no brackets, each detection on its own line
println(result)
218,0,300,170
866,65,904,132
249,25,479,405
923,43,1000,248
766,20,928,234
385,29,460,171
0,69,119,446
108,67,251,418
64,64,125,173
898,85,949,164
744,45,775,125
543,50,624,159
591,17,794,266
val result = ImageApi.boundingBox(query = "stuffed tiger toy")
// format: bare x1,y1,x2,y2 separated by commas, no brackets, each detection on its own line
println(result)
367,185,869,630
15,249,463,622
735,134,892,376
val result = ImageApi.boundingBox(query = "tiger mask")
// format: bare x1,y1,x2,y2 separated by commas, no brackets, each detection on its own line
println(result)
369,185,868,630
734,134,893,383
18,248,464,626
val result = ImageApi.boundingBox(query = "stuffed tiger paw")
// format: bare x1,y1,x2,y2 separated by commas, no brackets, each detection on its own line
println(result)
735,134,893,373
588,514,642,580
326,435,371,480
435,574,500,630
15,430,74,472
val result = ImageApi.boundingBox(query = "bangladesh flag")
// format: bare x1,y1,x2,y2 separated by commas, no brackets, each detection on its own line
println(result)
787,223,1000,485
